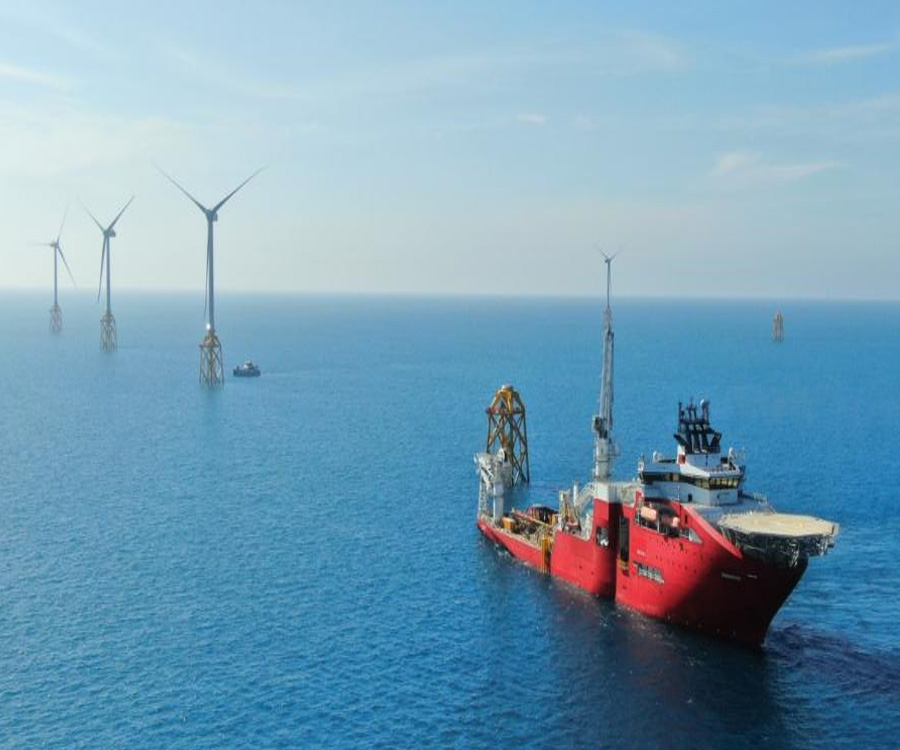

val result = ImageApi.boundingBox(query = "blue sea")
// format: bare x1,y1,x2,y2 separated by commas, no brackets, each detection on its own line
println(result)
0,291,898,749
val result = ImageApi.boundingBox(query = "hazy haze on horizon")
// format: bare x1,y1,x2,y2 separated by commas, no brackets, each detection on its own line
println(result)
0,1,898,300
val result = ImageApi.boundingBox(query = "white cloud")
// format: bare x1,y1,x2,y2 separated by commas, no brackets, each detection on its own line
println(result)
517,113,547,127
711,151,841,185
0,63,71,90
794,41,895,65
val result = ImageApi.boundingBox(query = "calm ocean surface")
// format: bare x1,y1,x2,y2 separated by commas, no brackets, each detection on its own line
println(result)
0,291,897,749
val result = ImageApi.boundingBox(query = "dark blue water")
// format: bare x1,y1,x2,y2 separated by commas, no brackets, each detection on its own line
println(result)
0,291,898,749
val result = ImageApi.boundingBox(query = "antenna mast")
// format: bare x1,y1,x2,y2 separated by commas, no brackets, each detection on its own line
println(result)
593,253,619,481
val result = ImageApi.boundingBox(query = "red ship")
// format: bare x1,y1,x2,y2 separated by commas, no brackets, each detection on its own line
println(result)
475,259,838,647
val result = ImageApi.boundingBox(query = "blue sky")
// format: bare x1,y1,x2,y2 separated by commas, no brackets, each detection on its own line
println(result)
0,1,898,298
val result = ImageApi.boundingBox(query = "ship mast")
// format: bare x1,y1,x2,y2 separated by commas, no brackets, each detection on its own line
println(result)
593,253,619,481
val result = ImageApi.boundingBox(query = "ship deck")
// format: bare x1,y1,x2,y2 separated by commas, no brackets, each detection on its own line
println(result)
718,512,839,539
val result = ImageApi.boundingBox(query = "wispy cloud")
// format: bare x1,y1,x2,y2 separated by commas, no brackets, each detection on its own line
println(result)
0,6,115,63
164,42,519,102
716,93,900,142
607,29,687,73
163,28,687,106
517,113,547,127
794,41,896,65
0,63,71,90
711,151,841,185
165,46,301,101
315,30,687,100
711,152,758,176
573,115,595,131
0,101,192,178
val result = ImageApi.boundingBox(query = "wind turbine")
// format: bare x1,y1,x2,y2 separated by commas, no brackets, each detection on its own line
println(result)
599,249,617,309
33,206,76,333
157,166,263,386
83,196,134,352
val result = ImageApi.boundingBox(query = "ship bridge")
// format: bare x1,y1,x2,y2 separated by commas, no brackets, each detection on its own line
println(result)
637,400,746,506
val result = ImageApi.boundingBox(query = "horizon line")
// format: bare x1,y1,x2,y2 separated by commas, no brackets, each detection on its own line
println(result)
0,285,898,304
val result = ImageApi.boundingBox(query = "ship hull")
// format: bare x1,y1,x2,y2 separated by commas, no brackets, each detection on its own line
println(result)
615,503,807,645
477,517,546,571
478,500,808,646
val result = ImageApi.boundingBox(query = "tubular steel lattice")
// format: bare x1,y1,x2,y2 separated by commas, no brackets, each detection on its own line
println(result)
100,311,117,351
485,384,530,485
49,304,62,334
772,311,784,342
199,328,225,387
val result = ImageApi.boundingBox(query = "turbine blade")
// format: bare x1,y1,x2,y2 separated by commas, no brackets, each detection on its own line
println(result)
97,241,106,302
155,165,209,214
108,195,134,231
58,246,77,288
81,201,106,233
211,166,265,213
56,204,70,244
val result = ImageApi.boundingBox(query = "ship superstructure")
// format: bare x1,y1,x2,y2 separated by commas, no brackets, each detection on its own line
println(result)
475,262,838,646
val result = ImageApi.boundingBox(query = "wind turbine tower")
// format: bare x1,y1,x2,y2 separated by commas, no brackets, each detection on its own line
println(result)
84,196,134,352
34,207,76,333
158,167,263,386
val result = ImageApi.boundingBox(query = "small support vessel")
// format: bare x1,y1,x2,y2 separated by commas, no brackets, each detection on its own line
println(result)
233,359,261,378
475,260,838,646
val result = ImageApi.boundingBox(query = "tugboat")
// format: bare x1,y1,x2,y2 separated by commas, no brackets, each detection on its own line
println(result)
233,359,261,378
475,259,838,646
